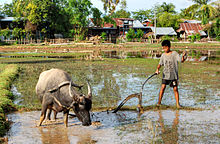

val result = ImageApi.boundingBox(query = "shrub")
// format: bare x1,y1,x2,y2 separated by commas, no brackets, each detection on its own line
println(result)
136,29,144,42
195,33,201,41
101,32,107,42
126,29,135,42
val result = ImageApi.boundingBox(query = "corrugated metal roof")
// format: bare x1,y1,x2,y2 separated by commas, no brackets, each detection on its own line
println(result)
0,17,15,21
150,27,177,36
184,20,201,23
178,23,207,36
133,20,145,28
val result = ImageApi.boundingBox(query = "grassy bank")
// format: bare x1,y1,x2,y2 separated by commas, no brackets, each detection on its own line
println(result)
0,64,19,139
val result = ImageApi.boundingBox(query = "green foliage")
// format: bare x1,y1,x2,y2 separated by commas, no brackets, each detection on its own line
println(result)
195,33,201,41
13,0,72,38
103,16,116,27
161,35,172,41
132,10,152,22
0,3,15,17
111,9,131,18
69,0,92,40
136,29,144,42
157,12,181,30
101,32,107,42
91,7,102,27
209,18,220,40
12,28,25,39
184,0,217,24
153,2,176,16
188,34,196,42
188,33,202,42
0,28,11,39
126,29,135,42
101,0,120,15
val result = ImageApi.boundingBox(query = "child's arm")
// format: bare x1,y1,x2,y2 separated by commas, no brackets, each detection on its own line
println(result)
155,64,161,74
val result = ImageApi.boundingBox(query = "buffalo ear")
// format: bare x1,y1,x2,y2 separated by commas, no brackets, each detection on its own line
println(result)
87,80,92,100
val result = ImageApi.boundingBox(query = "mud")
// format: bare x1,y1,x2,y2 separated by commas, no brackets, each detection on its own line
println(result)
4,58,220,143
5,109,220,144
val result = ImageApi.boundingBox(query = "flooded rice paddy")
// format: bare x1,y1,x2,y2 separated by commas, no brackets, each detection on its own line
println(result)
6,109,220,143
2,58,220,143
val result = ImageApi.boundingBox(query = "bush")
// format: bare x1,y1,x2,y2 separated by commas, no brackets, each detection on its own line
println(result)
188,34,196,42
161,35,172,41
101,32,107,42
136,29,144,42
126,29,135,42
195,33,201,41
0,28,11,40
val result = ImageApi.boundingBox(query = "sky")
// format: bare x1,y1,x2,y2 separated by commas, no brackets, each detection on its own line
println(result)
90,0,195,12
0,0,209,13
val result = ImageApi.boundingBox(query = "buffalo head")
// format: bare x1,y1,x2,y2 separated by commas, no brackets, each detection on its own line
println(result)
72,81,92,126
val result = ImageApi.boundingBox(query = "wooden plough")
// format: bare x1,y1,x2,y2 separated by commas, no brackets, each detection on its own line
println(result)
113,73,157,113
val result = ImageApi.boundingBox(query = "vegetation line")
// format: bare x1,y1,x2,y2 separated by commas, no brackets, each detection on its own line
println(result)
0,64,19,140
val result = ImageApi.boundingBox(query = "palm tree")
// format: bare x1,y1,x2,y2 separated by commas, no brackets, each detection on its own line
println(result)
160,2,176,14
185,0,217,24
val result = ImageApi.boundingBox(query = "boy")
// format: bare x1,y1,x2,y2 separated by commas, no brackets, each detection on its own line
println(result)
155,40,187,108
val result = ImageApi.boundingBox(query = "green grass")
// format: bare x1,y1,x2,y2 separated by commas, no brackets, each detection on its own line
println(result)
0,64,19,137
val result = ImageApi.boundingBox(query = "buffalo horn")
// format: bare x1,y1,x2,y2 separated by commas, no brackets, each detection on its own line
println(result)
87,80,92,99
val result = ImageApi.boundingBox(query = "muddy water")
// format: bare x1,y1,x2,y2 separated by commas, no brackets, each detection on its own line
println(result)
6,109,220,144
5,59,220,143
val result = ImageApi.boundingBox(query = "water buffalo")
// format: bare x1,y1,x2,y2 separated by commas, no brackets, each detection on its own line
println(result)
36,68,92,127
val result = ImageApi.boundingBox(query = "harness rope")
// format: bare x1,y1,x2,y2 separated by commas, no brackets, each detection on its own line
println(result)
48,81,78,110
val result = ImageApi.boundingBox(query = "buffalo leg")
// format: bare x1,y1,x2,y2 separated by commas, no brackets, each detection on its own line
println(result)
38,104,47,126
63,110,69,127
53,110,57,120
47,109,52,120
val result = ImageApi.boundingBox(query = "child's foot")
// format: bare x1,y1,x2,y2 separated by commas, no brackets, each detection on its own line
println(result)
176,105,182,109
156,103,161,107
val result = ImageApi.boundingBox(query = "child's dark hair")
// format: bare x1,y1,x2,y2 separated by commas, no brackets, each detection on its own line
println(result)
161,40,171,48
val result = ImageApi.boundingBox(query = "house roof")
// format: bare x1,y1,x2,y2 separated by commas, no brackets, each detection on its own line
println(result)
177,23,207,36
133,20,145,28
184,20,201,23
150,27,177,36
89,18,134,28
0,17,15,22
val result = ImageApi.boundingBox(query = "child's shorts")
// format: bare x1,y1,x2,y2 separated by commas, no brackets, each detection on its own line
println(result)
162,79,178,87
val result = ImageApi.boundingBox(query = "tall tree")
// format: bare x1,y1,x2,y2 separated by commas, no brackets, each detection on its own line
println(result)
91,7,103,27
101,0,120,15
157,12,181,30
68,0,92,40
111,9,130,18
185,0,217,24
132,9,152,22
160,2,176,14
12,0,71,38
0,3,15,17
151,2,181,29
153,2,176,16
111,0,130,18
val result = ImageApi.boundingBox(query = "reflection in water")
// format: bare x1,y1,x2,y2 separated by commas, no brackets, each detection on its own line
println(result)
6,110,220,144
158,110,179,144
39,126,70,144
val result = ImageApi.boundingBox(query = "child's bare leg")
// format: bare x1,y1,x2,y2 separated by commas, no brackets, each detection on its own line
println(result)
158,84,166,105
173,86,181,108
